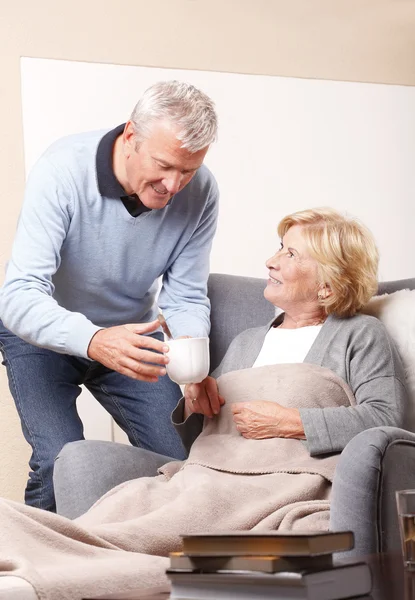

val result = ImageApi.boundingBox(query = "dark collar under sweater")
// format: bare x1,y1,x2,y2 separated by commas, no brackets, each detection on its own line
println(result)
95,123,151,218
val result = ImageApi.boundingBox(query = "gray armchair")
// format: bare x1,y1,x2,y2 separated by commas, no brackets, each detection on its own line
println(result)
54,273,415,558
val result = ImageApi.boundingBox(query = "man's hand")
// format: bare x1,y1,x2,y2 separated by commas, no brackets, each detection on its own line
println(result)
87,320,169,382
231,400,306,440
184,376,225,419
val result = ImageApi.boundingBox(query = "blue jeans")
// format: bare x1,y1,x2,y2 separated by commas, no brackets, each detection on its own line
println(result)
0,321,186,512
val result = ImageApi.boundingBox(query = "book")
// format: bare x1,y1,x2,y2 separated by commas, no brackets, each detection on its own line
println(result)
180,530,354,557
167,561,372,600
169,551,333,573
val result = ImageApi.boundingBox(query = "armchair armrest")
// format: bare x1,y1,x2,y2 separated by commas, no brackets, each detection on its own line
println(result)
54,441,173,519
330,426,415,557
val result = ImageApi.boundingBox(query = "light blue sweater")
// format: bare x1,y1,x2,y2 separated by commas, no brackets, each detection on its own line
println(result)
0,128,219,358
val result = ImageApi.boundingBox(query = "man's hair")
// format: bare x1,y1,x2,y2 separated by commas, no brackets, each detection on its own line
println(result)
277,207,379,318
130,80,218,152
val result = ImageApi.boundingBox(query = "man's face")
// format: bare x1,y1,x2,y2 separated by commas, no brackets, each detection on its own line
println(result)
122,120,209,209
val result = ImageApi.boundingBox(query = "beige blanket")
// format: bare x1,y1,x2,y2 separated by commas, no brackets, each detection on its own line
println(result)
0,363,355,600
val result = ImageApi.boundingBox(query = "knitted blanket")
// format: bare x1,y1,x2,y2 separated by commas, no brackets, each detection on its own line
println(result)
0,363,355,600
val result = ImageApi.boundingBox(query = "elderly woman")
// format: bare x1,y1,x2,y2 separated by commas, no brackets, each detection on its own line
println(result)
179,206,407,455
0,208,407,600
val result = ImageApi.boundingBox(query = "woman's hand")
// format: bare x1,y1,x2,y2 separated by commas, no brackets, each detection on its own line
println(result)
231,400,306,440
184,376,225,419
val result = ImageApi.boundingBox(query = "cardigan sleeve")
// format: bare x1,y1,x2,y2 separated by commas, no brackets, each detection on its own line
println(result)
299,317,408,456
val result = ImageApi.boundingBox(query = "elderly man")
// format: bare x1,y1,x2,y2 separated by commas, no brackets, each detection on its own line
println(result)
0,80,219,511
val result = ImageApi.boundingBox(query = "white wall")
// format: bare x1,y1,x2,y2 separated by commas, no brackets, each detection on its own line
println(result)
20,57,415,441
21,58,415,284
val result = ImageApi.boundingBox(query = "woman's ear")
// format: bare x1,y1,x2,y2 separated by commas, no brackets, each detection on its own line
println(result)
317,284,332,300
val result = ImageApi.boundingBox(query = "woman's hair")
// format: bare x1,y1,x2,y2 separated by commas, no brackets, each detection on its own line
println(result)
130,80,218,152
277,207,379,318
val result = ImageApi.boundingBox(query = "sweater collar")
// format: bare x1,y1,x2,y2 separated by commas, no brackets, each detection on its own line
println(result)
95,123,151,217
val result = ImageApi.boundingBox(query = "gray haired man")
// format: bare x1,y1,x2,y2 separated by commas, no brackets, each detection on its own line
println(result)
0,81,219,511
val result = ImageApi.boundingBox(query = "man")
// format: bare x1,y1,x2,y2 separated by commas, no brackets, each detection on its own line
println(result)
0,80,219,511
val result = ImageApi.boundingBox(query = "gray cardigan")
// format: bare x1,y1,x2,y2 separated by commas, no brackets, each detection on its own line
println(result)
172,312,408,456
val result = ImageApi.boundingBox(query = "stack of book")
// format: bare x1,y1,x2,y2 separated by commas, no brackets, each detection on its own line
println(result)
166,530,372,600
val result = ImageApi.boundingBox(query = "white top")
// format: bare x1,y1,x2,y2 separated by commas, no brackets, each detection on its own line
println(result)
253,324,322,368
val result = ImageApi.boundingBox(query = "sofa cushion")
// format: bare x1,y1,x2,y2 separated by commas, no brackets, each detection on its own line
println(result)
361,289,415,432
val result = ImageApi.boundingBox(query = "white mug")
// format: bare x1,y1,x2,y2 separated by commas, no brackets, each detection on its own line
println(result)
165,337,210,385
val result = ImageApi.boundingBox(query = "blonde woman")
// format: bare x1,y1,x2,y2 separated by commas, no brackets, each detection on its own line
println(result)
180,207,407,455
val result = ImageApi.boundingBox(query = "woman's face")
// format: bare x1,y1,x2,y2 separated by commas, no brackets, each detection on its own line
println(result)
264,225,320,310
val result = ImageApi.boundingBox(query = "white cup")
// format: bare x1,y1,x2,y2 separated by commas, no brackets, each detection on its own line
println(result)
165,337,210,385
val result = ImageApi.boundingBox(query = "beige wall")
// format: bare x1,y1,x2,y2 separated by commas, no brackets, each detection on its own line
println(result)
1,0,415,502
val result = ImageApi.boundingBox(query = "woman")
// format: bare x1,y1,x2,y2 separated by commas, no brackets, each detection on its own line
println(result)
178,207,407,456
0,208,407,600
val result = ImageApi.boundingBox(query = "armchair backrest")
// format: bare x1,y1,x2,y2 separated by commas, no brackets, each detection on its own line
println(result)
207,273,415,373
207,274,273,372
